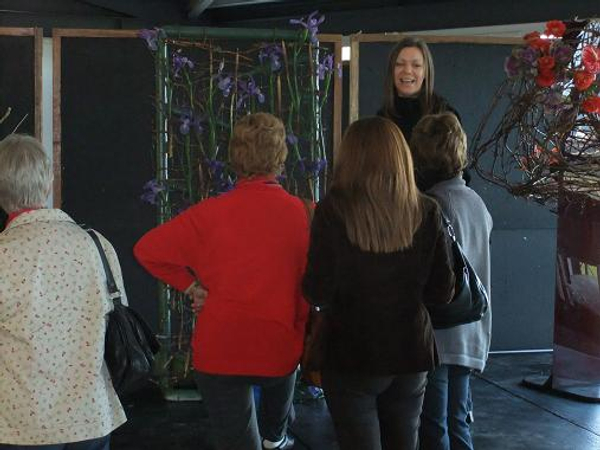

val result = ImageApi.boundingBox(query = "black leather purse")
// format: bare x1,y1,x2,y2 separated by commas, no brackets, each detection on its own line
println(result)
87,230,160,394
428,216,489,329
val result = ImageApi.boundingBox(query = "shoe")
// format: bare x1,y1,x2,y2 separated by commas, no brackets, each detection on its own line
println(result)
262,435,294,450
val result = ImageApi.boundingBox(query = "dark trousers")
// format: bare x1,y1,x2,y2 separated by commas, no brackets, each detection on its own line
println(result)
322,370,428,450
195,370,296,450
0,435,110,450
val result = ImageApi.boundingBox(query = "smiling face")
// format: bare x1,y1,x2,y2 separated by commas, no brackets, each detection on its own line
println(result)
394,46,426,97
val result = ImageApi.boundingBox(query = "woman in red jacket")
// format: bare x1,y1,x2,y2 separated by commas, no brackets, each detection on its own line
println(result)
134,113,309,450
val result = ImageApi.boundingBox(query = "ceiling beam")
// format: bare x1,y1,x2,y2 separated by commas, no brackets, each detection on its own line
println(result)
188,0,214,18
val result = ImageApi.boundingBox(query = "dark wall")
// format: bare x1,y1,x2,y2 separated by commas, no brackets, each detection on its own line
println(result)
360,41,557,350
0,34,37,229
60,36,158,329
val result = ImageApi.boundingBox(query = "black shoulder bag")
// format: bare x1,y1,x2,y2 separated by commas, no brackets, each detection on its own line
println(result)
87,230,160,395
428,216,489,329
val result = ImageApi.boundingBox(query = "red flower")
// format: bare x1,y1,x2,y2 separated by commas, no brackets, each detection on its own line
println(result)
582,46,600,74
538,56,555,71
582,96,600,114
545,20,566,37
536,68,556,87
573,70,596,91
524,31,541,44
530,38,551,54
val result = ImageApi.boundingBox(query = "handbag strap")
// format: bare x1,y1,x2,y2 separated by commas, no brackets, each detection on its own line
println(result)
441,214,458,243
86,229,122,305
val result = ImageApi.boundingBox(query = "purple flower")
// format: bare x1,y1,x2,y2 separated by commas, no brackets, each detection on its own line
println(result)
539,89,569,113
276,174,287,183
178,109,203,135
504,55,521,78
172,51,194,78
317,54,335,80
236,76,265,110
258,43,284,72
516,46,538,66
290,11,325,45
551,44,574,65
140,179,165,205
139,28,159,51
299,158,327,177
286,132,299,146
217,76,233,97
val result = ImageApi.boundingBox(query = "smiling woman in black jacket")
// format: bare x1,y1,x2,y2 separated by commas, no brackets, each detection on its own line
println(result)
302,116,454,450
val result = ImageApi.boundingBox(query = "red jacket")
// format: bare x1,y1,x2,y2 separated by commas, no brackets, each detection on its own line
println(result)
134,176,310,376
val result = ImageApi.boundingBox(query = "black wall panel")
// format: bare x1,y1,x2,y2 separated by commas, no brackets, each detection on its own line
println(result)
60,37,158,329
0,34,37,228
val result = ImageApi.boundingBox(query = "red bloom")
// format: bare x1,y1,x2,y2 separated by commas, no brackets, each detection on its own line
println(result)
582,46,600,74
545,20,566,37
532,39,551,54
535,68,555,87
538,56,555,71
582,96,600,114
524,31,541,43
573,70,596,91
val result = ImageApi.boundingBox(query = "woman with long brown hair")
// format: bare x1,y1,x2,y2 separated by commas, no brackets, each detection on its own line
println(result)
302,116,455,450
378,37,459,145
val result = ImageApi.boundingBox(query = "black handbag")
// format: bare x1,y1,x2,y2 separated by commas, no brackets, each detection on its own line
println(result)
428,216,489,329
87,230,160,394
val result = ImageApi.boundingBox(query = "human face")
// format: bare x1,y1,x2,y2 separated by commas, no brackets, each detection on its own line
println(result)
393,47,425,97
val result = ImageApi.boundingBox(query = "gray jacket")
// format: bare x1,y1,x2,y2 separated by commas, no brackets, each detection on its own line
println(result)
427,176,493,372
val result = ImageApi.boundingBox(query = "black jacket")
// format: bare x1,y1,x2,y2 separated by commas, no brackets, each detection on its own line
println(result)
302,193,454,375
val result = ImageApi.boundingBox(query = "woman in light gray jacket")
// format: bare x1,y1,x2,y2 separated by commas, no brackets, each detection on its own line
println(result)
411,113,493,450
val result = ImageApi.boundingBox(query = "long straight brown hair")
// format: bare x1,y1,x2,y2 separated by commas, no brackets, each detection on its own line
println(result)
332,117,423,253
381,37,441,118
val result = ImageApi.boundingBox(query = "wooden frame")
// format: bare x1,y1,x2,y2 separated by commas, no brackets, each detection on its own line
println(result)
0,27,43,140
348,33,522,124
52,29,343,207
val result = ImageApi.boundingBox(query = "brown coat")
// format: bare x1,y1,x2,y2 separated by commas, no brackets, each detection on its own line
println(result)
302,194,454,375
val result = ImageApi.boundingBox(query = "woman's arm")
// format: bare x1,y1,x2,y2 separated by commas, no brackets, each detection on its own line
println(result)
133,208,201,292
302,202,338,308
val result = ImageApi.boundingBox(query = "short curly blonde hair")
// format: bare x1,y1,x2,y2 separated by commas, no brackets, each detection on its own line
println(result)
410,112,467,182
229,113,287,177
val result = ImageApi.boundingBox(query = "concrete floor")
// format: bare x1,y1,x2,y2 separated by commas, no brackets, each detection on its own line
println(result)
112,352,600,449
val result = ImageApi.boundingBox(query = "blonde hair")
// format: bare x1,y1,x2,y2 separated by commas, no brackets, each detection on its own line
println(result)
332,116,422,253
410,112,467,183
0,134,52,213
229,113,287,177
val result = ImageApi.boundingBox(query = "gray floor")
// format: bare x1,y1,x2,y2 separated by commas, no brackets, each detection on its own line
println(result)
112,352,600,449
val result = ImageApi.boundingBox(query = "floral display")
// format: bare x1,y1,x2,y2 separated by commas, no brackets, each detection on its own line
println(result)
473,18,600,207
137,15,338,389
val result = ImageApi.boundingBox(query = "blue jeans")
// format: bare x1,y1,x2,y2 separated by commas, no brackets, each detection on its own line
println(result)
322,370,428,450
420,365,473,450
0,435,110,450
194,370,296,450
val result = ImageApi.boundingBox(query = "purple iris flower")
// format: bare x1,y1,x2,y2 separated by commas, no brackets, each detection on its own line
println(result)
236,77,265,110
179,109,203,135
299,158,327,176
215,61,233,97
139,28,159,51
286,132,299,146
290,11,325,45
172,51,194,78
140,179,165,205
258,43,284,72
317,54,335,80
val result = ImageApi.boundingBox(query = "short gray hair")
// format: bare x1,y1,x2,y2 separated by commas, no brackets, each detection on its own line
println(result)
0,134,52,213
